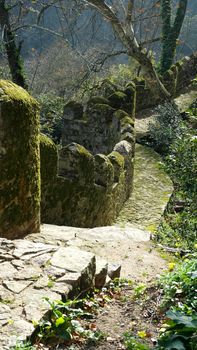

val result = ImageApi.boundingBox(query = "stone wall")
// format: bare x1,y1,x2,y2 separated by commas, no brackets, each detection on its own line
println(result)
0,80,40,239
134,53,197,111
40,53,197,227
62,83,136,154
41,84,136,227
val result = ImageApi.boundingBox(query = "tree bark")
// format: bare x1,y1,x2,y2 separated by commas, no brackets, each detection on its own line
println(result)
159,0,188,74
86,0,170,99
0,0,28,89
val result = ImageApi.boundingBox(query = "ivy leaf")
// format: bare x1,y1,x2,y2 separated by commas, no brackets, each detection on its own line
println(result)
166,310,197,329
158,335,186,350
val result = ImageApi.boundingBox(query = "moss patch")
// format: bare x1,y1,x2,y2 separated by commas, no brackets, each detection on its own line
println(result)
0,80,40,239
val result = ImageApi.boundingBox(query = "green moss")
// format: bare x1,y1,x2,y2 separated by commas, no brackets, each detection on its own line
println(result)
87,96,109,106
94,154,114,188
0,80,37,107
90,103,115,113
121,116,135,127
108,151,125,168
108,91,127,108
0,80,40,238
76,144,93,159
121,132,135,144
114,109,129,120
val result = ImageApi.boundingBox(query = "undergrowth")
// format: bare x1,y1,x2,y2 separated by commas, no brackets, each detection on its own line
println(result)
124,254,197,350
148,98,197,251
124,96,197,350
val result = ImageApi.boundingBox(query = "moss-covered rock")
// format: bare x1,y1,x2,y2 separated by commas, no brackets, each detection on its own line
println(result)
59,143,94,185
94,154,114,188
87,96,110,107
64,101,83,120
0,80,40,239
108,91,128,109
108,151,124,183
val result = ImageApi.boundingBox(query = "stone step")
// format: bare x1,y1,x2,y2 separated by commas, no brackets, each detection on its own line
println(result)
0,238,95,349
0,237,121,349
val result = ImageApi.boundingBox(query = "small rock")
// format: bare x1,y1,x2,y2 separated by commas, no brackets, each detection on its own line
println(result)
108,263,121,279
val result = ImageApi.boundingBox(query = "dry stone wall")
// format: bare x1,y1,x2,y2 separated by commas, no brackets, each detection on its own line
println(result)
41,83,136,227
134,53,197,111
0,81,40,239
40,52,197,227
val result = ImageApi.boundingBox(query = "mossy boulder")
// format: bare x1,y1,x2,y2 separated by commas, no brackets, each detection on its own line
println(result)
64,101,83,120
108,91,128,109
108,151,124,183
0,80,40,239
94,154,114,188
59,143,94,185
87,96,109,108
87,103,115,124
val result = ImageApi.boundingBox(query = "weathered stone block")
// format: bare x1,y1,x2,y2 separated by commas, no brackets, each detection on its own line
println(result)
0,80,40,239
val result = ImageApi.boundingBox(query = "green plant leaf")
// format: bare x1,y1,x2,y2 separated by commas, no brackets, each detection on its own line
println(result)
55,316,65,327
166,310,197,329
158,335,186,350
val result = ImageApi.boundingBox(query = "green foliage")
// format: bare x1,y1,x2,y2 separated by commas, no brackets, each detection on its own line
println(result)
107,63,138,87
165,135,197,201
38,93,64,144
11,342,36,350
159,254,197,313
124,332,150,350
188,96,197,116
156,132,197,250
157,211,197,250
156,310,197,350
133,283,147,299
35,297,103,345
191,77,197,90
148,102,184,154
155,98,197,250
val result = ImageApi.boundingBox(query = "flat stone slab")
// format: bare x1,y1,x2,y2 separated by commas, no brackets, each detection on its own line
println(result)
0,238,96,349
27,223,150,247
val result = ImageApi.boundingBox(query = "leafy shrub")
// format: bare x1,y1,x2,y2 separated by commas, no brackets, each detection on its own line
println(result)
11,342,36,350
188,97,197,116
38,93,64,144
156,113,197,250
158,254,197,313
124,332,150,350
156,310,197,350
157,210,197,250
165,135,197,201
108,62,138,87
35,297,103,344
148,102,184,154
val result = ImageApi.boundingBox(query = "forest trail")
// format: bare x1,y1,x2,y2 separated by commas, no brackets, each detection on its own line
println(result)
116,144,173,231
30,140,173,283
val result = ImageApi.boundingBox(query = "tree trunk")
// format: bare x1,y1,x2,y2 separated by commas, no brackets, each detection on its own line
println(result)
0,0,27,89
159,0,188,74
86,0,170,99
